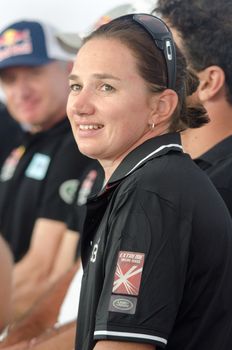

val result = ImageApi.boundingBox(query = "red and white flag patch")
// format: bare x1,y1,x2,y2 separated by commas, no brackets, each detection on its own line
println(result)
112,251,145,296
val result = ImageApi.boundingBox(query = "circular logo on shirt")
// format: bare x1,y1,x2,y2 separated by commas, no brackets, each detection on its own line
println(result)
112,298,134,311
59,179,80,204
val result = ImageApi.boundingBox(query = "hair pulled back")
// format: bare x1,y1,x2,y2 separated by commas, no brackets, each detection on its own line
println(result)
84,15,208,131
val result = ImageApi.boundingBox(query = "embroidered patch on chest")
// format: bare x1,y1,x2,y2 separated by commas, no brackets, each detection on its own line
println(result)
0,146,25,181
112,251,145,296
77,169,98,205
25,153,51,180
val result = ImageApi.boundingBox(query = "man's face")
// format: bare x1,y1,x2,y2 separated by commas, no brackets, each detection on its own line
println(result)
0,61,71,132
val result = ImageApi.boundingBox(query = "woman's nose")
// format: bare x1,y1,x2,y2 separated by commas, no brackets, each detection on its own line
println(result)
69,89,95,116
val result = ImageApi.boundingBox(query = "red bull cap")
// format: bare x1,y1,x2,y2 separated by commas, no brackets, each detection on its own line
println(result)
0,20,82,70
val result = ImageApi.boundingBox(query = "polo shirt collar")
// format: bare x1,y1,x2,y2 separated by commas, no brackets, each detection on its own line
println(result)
107,132,183,185
195,135,232,165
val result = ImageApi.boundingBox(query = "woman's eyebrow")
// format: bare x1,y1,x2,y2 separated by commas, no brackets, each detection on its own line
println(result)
68,73,120,81
92,73,121,81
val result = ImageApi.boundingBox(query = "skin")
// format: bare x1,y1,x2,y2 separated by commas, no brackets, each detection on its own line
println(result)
67,37,177,182
0,321,76,350
0,236,13,332
11,219,67,320
0,261,80,348
0,61,71,132
67,36,178,349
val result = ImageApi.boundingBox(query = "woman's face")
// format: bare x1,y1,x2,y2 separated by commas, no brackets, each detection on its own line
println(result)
67,37,156,169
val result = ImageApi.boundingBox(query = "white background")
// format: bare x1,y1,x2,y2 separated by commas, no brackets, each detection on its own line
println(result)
0,0,146,34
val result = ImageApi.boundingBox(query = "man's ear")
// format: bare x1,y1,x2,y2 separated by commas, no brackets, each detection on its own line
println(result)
197,66,225,102
149,89,178,126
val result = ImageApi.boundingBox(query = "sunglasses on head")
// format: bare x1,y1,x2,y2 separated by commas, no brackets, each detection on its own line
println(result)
121,13,176,90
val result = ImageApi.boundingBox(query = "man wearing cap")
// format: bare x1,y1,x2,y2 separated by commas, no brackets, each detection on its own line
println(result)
0,19,94,320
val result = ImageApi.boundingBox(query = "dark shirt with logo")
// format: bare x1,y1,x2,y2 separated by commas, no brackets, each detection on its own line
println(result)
0,118,93,262
75,133,232,350
67,162,105,259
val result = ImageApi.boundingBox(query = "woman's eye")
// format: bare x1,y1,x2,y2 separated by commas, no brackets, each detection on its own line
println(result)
70,84,81,92
101,84,115,92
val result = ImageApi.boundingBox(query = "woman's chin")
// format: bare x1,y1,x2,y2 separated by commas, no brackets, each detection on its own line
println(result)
77,145,100,160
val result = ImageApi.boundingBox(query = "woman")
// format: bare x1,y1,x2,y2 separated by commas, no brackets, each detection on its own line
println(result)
67,14,232,350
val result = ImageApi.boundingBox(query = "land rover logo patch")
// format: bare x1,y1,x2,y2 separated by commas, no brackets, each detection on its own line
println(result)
113,298,133,311
109,295,137,314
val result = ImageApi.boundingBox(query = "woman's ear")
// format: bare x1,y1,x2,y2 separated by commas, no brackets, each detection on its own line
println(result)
150,89,178,126
197,66,225,102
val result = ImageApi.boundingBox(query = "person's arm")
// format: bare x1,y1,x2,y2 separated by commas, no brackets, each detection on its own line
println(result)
48,229,80,284
0,236,13,331
0,261,80,348
94,341,156,350
29,321,76,350
0,321,76,350
12,218,67,320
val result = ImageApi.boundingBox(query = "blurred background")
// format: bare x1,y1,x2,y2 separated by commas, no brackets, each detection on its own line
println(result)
0,0,147,34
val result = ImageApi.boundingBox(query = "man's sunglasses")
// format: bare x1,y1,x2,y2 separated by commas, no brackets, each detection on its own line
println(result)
120,13,176,90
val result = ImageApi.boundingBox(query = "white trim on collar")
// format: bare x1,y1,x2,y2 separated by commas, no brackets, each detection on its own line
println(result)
126,143,183,176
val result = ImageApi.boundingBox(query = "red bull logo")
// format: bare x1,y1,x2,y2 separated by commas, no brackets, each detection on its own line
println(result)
0,29,33,61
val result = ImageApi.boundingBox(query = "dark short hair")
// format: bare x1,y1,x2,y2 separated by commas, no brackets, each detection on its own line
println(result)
155,0,232,104
83,14,208,132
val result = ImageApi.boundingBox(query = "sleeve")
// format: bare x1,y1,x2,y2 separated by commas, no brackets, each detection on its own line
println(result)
94,186,191,348
37,135,94,224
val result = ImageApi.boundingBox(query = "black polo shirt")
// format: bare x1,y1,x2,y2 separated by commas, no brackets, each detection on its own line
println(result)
0,118,93,262
0,103,23,168
194,135,232,216
75,132,232,350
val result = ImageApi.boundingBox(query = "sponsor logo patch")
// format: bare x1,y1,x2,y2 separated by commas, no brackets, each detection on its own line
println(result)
0,146,25,181
112,251,145,296
25,153,50,180
77,169,98,205
59,179,79,204
109,295,137,314
0,29,33,61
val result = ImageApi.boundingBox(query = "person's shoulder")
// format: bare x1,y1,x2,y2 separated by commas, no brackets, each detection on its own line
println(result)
135,151,212,199
142,151,197,182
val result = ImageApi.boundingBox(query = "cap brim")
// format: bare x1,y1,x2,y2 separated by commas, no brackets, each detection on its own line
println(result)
0,56,54,70
56,33,82,51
